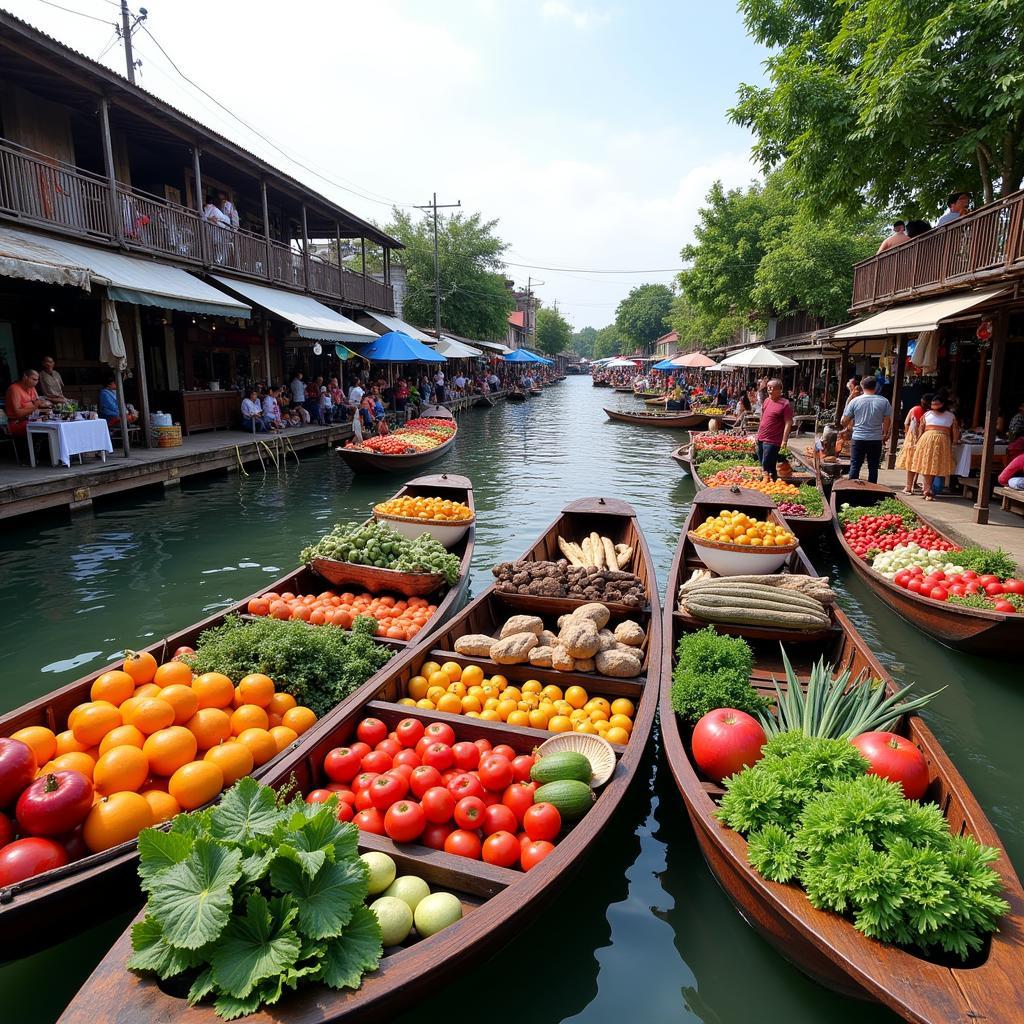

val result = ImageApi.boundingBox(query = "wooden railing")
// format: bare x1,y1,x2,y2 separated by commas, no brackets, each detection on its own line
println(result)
0,136,394,312
851,189,1024,310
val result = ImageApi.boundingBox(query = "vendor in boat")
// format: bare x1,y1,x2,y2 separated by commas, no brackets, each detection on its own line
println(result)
666,383,685,410
755,378,793,480
909,393,959,501
732,391,754,432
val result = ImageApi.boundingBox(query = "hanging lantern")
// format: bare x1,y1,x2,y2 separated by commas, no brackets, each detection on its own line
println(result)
312,342,323,355
976,319,993,341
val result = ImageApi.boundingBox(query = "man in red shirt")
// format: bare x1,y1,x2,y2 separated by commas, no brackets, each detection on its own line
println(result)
755,378,793,479
4,368,52,436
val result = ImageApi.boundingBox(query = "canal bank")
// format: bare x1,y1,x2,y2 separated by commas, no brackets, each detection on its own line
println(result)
1,377,1020,1024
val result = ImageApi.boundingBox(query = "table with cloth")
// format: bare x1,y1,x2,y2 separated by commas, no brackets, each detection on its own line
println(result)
27,419,113,468
953,440,1007,477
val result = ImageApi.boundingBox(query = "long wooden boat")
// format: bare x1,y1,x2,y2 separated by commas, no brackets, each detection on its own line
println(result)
633,390,661,399
530,387,543,396
506,389,527,402
337,408,457,474
591,378,611,387
0,474,475,963
670,444,692,472
660,487,1024,1022
60,497,661,1024
830,478,1021,657
644,395,669,406
604,408,711,429
473,393,495,408
613,385,635,392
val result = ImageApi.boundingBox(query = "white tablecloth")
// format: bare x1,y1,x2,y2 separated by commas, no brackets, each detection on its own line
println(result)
953,442,1006,477
28,419,113,467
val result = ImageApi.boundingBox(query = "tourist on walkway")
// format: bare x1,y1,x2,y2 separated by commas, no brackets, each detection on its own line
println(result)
289,372,306,406
998,452,1024,490
936,192,971,226
348,377,365,408
38,356,69,405
895,393,932,494
241,389,267,432
842,375,892,484
910,395,959,501
877,221,909,253
4,368,51,436
261,387,283,431
755,378,793,480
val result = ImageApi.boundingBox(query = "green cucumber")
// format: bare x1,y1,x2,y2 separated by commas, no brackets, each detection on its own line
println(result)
532,779,595,819
530,751,592,785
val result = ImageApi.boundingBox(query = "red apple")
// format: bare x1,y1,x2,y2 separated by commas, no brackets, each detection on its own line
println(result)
691,708,767,784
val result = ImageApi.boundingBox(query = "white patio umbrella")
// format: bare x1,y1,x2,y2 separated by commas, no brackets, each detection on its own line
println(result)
718,346,798,369
605,358,639,368
100,297,131,457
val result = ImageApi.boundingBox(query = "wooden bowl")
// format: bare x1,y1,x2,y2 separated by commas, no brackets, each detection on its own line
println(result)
372,510,473,549
688,532,798,576
309,557,445,596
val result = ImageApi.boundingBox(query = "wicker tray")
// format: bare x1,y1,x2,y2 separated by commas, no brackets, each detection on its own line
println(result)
309,557,445,596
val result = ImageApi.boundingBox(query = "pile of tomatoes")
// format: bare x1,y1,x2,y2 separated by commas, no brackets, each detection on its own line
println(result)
892,567,1024,610
842,513,954,559
247,590,436,641
692,434,755,457
308,716,560,873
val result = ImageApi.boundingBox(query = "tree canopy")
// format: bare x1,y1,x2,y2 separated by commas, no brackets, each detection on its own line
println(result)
613,283,675,353
731,0,1024,211
535,306,573,356
570,326,597,358
593,324,622,360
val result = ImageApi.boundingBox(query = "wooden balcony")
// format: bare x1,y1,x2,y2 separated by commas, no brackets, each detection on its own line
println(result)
851,190,1024,312
0,137,394,313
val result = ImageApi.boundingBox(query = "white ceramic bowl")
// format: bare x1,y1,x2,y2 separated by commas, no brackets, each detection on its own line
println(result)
372,511,471,549
688,532,796,576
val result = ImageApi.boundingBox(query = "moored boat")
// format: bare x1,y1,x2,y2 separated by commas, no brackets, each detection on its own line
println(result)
506,389,527,402
59,497,661,1024
592,378,611,387
633,390,661,399
604,408,710,429
659,487,1024,1022
337,409,457,474
613,385,635,393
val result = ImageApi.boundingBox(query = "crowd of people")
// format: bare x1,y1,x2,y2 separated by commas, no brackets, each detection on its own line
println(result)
875,191,973,254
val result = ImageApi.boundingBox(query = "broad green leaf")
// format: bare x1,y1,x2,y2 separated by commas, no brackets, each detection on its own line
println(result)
210,893,301,999
171,808,212,838
294,805,352,856
126,916,206,979
239,849,275,884
137,829,195,890
211,778,283,844
270,856,368,939
213,990,262,1021
188,967,216,1006
275,843,326,880
318,906,383,990
149,840,242,949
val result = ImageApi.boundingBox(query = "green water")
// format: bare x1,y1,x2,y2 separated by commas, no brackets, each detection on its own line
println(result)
1,378,1020,1024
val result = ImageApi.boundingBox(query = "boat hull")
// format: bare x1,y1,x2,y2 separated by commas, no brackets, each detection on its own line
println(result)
605,408,710,429
336,431,456,474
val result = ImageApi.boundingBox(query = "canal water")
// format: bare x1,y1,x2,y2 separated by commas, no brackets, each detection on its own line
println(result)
1,377,1021,1024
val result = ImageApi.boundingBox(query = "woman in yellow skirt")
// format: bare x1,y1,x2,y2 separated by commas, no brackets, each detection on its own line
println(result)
894,393,931,494
910,395,959,500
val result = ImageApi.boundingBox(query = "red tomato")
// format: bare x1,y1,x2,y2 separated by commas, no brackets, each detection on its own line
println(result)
482,830,520,868
491,744,516,763
0,837,68,886
390,763,414,782
331,788,356,805
893,571,910,588
993,599,1016,613
16,771,94,837
929,587,948,601
965,582,983,595
323,747,361,783
421,822,455,850
511,755,535,783
421,743,454,772
473,738,493,756
172,645,195,660
523,802,562,842
444,828,481,859
962,570,978,580
375,738,403,759
481,803,518,836
336,801,354,823
1002,579,1024,595
0,738,37,809
409,765,443,799
948,584,967,597
384,800,426,843
979,575,1000,587
850,731,930,800
453,796,486,830
421,786,456,824
415,736,432,757
521,840,555,871
348,741,371,761
393,748,421,770
691,709,767,784
395,718,425,748
305,789,333,804
479,754,514,792
906,579,924,594
424,722,456,747
353,771,380,793
0,812,12,849
356,718,388,747
360,750,393,774
517,831,532,850
501,782,535,824
447,773,485,801
451,742,480,772
354,788,375,811
369,773,408,811
481,790,501,806
985,581,1005,596
352,807,386,834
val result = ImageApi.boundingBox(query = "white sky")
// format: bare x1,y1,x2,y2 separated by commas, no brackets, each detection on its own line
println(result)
5,0,767,330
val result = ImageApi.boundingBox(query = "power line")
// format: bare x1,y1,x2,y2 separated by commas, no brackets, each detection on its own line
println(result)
35,0,114,24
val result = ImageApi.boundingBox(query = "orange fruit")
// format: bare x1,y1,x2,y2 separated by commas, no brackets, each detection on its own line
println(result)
122,650,158,686
415,699,435,711
490,674,509,691
268,725,298,754
461,695,482,713
123,698,175,736
237,674,275,708
72,703,123,747
441,661,463,682
118,696,143,722
460,664,484,687
83,792,153,852
407,676,429,700
142,789,180,824
267,712,285,728
133,684,162,699
528,708,551,730
93,745,149,795
90,670,136,706
55,729,90,757
158,684,199,726
522,679,543,695
446,681,467,698
204,741,254,786
435,693,463,715
143,726,198,776
12,726,57,764
427,670,450,691
421,661,441,680
168,761,224,810
230,704,270,735
548,715,573,733
192,672,235,710
564,686,588,710
50,751,96,779
99,724,147,755
186,708,232,750
479,709,501,721
266,692,297,717
66,701,94,729
235,728,277,767
281,706,316,736
609,714,633,733
605,726,630,746
611,698,635,718
153,659,193,688
584,697,611,715
506,710,530,727
496,699,517,721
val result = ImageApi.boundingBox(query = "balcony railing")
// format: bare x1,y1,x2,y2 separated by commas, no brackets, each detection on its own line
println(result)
851,189,1024,310
0,136,394,313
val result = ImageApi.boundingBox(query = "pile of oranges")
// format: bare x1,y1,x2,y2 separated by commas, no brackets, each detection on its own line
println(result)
693,510,797,549
11,650,316,855
703,466,801,501
247,590,437,641
374,496,473,522
399,660,635,745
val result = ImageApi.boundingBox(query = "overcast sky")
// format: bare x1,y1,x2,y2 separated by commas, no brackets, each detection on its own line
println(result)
6,0,767,330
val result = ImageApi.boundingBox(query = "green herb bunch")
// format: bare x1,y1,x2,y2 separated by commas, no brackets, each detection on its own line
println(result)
185,615,392,718
694,455,760,475
838,498,917,527
947,593,998,610
670,627,769,722
795,484,824,517
719,733,1009,958
950,545,1019,581
128,778,382,1020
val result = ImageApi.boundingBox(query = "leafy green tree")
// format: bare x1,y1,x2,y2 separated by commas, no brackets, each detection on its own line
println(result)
667,294,716,351
570,326,598,358
613,283,675,353
535,306,573,356
593,324,621,360
731,0,1024,211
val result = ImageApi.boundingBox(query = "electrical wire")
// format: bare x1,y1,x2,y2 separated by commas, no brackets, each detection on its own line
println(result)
35,0,113,24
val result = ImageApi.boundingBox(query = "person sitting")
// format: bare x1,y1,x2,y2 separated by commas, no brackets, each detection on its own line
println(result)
394,377,410,414
4,368,52,437
38,356,69,405
305,376,324,425
371,389,386,420
998,451,1024,491
99,375,137,426
359,395,375,432
241,388,267,432
261,387,283,431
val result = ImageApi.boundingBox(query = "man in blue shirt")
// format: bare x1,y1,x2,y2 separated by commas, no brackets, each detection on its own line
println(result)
841,375,892,483
99,375,138,426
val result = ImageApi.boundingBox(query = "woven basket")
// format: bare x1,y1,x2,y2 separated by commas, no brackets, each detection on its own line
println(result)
536,734,618,787
154,425,182,448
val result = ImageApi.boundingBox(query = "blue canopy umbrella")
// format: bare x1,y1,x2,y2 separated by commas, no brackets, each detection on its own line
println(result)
359,330,445,363
525,350,555,365
502,348,544,363
652,358,678,371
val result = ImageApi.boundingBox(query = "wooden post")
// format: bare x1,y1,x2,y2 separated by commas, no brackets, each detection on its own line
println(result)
974,311,1007,524
361,237,367,306
192,146,203,211
262,316,272,386
260,180,272,281
300,204,310,292
887,335,907,468
972,338,990,430
384,247,391,286
132,306,153,448
335,221,344,299
834,343,851,423
98,97,121,242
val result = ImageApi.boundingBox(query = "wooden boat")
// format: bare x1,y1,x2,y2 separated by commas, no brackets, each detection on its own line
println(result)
789,443,849,482
61,497,661,1024
604,408,710,429
671,443,694,473
660,487,1024,1022
0,474,475,963
633,390,661,399
613,385,635,392
337,408,456,474
530,387,543,396
473,393,495,408
830,478,1021,657
506,389,527,402
591,378,611,387
644,395,669,406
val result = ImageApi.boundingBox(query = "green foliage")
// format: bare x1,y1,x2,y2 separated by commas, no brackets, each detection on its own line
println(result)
718,733,1009,958
795,484,824,517
592,324,623,360
951,546,1019,581
185,616,392,719
535,306,573,356
670,627,769,722
130,779,382,1019
613,283,675,353
570,326,598,358
837,498,917,527
947,594,998,610
692,455,759,474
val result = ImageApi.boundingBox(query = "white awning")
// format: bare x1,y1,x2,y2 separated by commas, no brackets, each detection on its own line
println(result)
357,310,435,344
835,287,1009,339
436,335,482,358
0,226,251,317
210,275,376,344
475,339,513,354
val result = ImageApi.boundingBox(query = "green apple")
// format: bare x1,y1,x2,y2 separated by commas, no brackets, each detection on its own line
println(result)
370,896,413,947
361,851,396,895
413,891,463,937
384,874,431,912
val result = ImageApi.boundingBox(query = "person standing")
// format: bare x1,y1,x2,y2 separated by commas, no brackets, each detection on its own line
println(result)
936,192,970,226
910,395,959,500
347,376,364,408
289,371,306,406
877,221,909,253
895,393,932,494
841,375,892,483
755,378,793,480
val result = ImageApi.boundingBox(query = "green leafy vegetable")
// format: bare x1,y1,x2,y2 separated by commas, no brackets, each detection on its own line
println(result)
947,593,998,610
795,484,823,517
838,498,917,527
694,454,760,475
949,546,1019,581
670,627,770,722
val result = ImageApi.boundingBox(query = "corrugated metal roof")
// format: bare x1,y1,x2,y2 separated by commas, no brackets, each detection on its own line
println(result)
357,311,434,344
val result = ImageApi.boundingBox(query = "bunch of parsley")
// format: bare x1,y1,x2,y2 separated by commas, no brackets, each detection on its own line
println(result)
670,627,770,722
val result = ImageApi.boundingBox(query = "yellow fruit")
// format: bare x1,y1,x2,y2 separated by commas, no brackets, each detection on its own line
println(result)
609,714,634,733
465,711,481,719
490,674,509,690
460,665,484,687
441,661,463,682
483,698,500,711
528,708,550,730
427,670,450,690
416,699,436,710
143,726,198,776
12,726,57,765
548,715,573,733
461,695,482,713
540,685,564,702
421,661,441,680
446,681,467,698
584,697,610,715
606,726,630,746
479,709,501,722
281,706,316,735
72,703,123,747
142,789,180,824
506,710,530,727
522,679,542,694
398,697,417,706
236,727,278,766
564,686,588,710
55,730,90,757
426,685,448,704
99,724,147,755
169,760,224,810
230,704,270,735
611,698,635,718
569,709,590,724
204,741,254,786
123,698,175,736
269,725,298,753
407,675,429,700
436,693,463,715
83,792,153,852
496,699,518,721
93,745,149,796
575,721,599,735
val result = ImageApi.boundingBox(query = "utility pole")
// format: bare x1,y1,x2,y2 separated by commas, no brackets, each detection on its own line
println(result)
119,2,147,84
414,193,460,339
